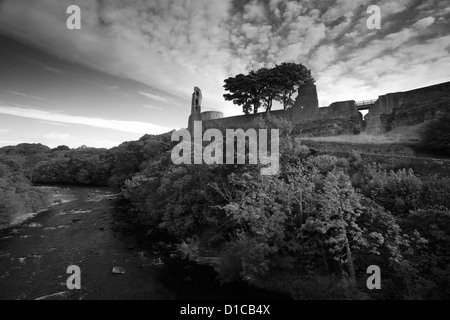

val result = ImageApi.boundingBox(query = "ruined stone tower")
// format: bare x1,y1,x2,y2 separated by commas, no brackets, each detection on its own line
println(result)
188,87,202,133
291,83,319,123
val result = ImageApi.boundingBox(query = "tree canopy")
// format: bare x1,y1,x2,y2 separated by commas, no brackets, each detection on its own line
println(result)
223,62,315,114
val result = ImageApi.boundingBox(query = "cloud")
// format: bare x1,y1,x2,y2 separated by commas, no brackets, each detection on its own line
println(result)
413,17,436,30
0,0,448,118
37,120,69,127
0,104,176,134
44,131,71,141
142,104,163,111
20,57,64,74
138,91,169,103
316,34,450,106
243,0,267,22
378,0,409,15
0,0,233,109
322,0,370,23
9,90,45,100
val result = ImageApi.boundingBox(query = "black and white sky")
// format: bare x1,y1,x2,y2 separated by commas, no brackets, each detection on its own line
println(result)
0,0,449,148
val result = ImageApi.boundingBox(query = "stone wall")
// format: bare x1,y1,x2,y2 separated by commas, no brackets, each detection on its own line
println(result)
366,81,450,133
188,87,203,133
321,101,359,119
201,111,223,121
290,83,319,123
294,115,363,137
195,81,450,137
203,113,265,131
201,83,362,136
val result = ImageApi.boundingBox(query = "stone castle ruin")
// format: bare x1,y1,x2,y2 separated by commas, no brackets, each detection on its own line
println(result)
188,81,450,137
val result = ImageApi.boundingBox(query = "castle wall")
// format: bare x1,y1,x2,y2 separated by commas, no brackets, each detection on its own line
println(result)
291,83,319,123
201,84,362,136
366,81,450,133
203,113,265,131
323,101,359,119
188,87,203,133
201,111,224,121
192,81,450,138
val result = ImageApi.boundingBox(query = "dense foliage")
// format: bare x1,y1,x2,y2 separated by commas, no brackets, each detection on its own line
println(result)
0,134,172,189
122,119,450,299
0,154,50,228
418,113,450,157
0,134,172,228
2,119,450,299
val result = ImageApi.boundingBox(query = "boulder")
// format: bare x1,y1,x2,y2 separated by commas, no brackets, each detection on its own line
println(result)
112,266,126,275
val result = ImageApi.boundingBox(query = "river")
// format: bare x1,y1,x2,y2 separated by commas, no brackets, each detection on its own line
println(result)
0,186,287,300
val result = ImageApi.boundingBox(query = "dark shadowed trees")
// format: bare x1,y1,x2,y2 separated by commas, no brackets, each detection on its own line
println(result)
272,62,315,110
419,113,450,157
223,72,263,115
223,62,315,114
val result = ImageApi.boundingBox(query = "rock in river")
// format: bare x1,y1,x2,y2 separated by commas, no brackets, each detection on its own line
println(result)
112,266,126,275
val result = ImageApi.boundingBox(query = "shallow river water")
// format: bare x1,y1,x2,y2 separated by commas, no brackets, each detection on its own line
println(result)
0,186,287,300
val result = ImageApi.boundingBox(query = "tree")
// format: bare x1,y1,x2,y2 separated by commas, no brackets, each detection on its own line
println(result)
257,68,280,112
272,62,315,110
223,73,262,114
53,145,70,152
419,113,450,157
223,62,315,114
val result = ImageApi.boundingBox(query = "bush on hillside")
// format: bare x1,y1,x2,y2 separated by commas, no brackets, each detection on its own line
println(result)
418,113,450,157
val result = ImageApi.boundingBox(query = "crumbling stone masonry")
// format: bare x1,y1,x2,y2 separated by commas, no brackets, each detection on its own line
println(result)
365,81,450,134
188,81,450,137
188,87,224,133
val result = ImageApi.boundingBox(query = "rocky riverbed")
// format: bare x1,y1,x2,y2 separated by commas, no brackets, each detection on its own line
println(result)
0,186,287,300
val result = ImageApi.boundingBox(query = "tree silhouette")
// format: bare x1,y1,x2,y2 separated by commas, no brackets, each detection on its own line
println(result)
223,62,315,114
272,62,315,110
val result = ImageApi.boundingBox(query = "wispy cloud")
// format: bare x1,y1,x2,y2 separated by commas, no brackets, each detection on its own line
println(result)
0,104,175,135
142,104,163,111
20,57,64,74
138,91,169,103
9,90,44,100
37,120,69,127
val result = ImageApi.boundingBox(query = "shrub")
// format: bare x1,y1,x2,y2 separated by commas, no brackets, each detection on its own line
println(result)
420,175,450,210
362,165,422,214
418,113,450,157
0,157,51,228
400,209,450,299
308,155,339,173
